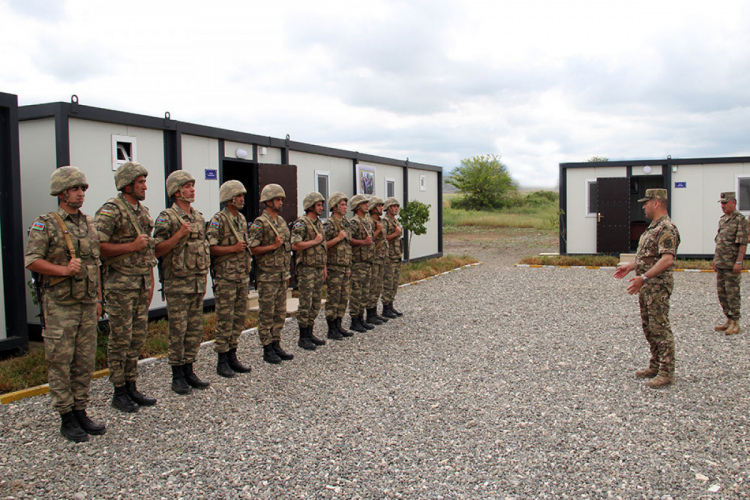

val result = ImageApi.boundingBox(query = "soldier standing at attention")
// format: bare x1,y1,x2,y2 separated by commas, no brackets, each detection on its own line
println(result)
365,197,389,326
95,162,157,413
154,171,211,395
323,192,354,339
208,180,253,378
26,167,106,442
291,192,329,350
381,197,404,318
348,194,376,333
614,188,680,389
713,191,748,335
248,184,294,364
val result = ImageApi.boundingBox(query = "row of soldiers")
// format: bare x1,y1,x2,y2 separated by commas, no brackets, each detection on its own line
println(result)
25,162,405,443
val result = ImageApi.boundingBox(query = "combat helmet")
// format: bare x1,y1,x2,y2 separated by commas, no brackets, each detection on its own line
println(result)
220,180,247,203
260,183,286,203
368,196,384,212
349,194,369,212
166,170,196,197
328,191,348,212
115,161,148,191
383,197,400,211
303,191,325,211
50,166,88,196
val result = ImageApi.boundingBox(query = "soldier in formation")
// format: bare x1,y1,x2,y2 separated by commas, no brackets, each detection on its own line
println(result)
323,192,354,339
712,191,748,336
248,184,295,364
154,171,211,395
95,162,157,413
347,194,376,333
381,197,404,318
365,197,389,325
291,192,329,350
208,180,253,378
26,167,106,442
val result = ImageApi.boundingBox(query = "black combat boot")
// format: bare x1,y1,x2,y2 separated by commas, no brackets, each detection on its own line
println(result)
111,385,139,413
298,324,317,351
381,303,398,319
171,365,192,395
349,315,367,333
273,341,294,360
183,363,210,389
327,319,343,340
336,318,353,337
390,302,403,317
308,325,326,346
227,348,252,373
360,313,375,330
125,380,157,406
60,411,88,442
366,308,384,325
73,409,106,435
263,343,282,364
216,352,235,378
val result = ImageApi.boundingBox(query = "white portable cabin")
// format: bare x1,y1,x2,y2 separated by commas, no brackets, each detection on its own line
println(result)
15,96,443,338
559,156,750,257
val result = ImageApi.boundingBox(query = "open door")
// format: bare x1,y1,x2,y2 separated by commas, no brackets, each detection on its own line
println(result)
596,177,630,254
222,160,257,223
257,163,298,222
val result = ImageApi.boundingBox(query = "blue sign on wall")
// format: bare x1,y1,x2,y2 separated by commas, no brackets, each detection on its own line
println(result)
205,169,218,180
674,181,686,188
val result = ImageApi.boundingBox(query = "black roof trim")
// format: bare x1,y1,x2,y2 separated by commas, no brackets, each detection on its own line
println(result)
561,156,750,169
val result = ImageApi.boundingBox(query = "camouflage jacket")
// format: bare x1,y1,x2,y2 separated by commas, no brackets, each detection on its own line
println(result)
369,215,388,262
25,207,100,305
153,204,209,294
383,214,404,259
248,209,291,282
635,215,680,288
207,208,250,281
714,210,749,269
95,194,155,290
323,215,352,267
291,214,327,268
349,214,374,263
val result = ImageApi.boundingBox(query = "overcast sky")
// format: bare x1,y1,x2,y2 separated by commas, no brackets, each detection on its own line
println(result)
2,0,749,188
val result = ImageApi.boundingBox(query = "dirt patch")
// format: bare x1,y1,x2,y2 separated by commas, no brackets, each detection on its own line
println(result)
443,227,558,267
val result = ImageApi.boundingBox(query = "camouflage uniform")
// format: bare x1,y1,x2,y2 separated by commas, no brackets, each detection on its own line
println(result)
248,209,291,346
26,207,100,414
714,209,748,322
207,208,250,353
323,216,352,321
153,205,210,366
635,214,681,376
382,212,404,305
348,213,374,318
291,215,327,328
366,213,388,310
95,194,155,388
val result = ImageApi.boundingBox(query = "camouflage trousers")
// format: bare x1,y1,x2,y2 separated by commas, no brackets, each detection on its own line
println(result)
366,260,386,309
349,261,372,317
325,265,351,320
165,292,205,366
105,285,148,387
382,258,402,304
257,279,286,346
297,266,324,328
42,296,97,414
213,277,249,353
639,284,675,375
716,268,742,320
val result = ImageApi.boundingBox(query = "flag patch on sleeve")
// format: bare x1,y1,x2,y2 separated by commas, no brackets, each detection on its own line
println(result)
99,208,113,217
155,217,167,225
31,221,45,231
210,221,220,228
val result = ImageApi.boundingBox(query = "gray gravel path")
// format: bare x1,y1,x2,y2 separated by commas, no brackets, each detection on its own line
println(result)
2,263,750,499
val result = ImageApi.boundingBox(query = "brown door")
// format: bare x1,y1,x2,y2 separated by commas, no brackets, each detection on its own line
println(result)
596,177,630,254
257,163,298,223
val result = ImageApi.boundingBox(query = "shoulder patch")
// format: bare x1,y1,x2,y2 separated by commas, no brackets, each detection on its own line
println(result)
31,221,45,231
99,208,113,217
155,217,167,225
251,222,262,230
210,220,221,229
294,221,305,228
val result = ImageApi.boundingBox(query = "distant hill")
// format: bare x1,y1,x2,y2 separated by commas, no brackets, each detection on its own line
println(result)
442,176,459,194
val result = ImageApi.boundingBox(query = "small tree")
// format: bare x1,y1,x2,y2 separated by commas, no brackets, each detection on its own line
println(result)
447,154,516,209
399,200,431,263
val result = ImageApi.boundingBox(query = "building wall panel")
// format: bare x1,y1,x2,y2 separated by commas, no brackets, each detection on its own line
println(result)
407,169,439,260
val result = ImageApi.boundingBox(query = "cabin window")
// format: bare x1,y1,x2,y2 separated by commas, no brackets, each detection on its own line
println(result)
737,176,750,213
111,135,137,171
586,179,598,217
315,170,330,218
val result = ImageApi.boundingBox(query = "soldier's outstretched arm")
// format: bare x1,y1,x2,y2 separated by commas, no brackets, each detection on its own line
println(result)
27,257,81,277
613,261,635,279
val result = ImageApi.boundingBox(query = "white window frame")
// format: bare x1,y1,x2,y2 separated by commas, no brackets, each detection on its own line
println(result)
419,174,427,192
736,175,750,216
585,178,598,217
111,135,137,171
315,170,330,219
385,177,396,199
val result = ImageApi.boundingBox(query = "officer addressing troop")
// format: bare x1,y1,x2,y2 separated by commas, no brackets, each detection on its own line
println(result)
348,194,376,333
291,191,329,350
614,188,680,389
323,191,354,339
154,171,211,395
248,183,295,364
95,162,157,413
381,197,404,318
208,180,253,378
712,191,748,336
365,196,389,326
26,167,106,442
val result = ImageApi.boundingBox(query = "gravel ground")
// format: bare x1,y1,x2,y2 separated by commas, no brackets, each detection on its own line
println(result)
2,261,750,499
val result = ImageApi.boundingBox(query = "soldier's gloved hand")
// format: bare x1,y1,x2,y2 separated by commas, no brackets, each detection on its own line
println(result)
132,234,150,251
177,222,191,238
313,233,323,244
67,258,82,276
235,241,248,253
274,236,283,249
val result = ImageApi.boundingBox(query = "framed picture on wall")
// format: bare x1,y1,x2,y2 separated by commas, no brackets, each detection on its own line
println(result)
357,164,376,195
419,174,427,191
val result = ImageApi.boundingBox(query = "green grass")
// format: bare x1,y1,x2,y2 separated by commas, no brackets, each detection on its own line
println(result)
518,255,740,270
443,191,560,230
400,254,479,282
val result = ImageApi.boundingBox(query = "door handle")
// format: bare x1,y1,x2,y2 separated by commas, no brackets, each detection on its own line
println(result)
597,213,603,223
